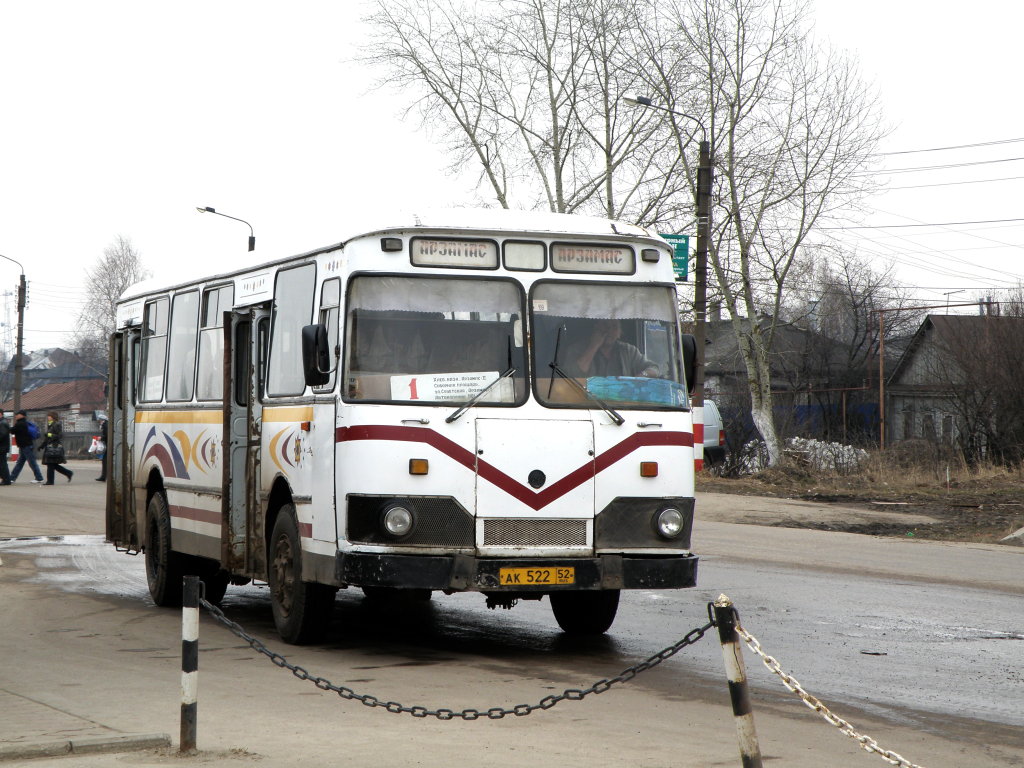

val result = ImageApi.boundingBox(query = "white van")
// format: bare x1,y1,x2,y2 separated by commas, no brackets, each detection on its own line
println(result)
703,399,726,465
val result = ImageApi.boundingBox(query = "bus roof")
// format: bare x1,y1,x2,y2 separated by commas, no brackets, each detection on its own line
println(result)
119,208,664,302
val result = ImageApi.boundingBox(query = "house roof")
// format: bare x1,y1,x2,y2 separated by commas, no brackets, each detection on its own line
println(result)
0,379,106,413
703,317,857,381
887,313,1024,386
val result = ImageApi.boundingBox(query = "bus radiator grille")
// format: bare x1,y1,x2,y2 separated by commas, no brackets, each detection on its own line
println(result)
482,519,588,548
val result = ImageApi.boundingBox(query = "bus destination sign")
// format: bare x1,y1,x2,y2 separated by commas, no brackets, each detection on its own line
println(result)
411,238,498,269
551,244,634,274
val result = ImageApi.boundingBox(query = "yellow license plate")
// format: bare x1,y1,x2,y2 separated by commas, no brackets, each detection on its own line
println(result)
499,566,575,586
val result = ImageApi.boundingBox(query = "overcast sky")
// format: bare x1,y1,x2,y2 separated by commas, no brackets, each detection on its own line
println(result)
2,0,1022,356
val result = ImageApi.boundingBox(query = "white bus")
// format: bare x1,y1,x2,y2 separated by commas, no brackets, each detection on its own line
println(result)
106,209,699,643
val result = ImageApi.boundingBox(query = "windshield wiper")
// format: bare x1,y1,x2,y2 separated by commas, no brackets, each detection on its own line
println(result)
444,367,516,423
446,336,517,423
547,324,623,426
548,361,625,426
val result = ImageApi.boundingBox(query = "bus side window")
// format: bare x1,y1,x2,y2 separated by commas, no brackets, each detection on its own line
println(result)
258,317,270,402
314,278,341,391
139,297,169,402
198,285,234,401
233,321,251,407
267,264,315,397
166,290,200,402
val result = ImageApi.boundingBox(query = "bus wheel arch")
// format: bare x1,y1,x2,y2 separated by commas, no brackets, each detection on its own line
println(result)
144,474,185,607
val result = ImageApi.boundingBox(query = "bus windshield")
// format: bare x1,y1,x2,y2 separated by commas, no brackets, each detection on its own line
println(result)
531,282,687,409
344,275,527,405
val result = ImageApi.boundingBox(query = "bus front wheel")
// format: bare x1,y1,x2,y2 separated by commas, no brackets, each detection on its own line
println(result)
549,590,620,635
145,490,185,607
268,506,335,644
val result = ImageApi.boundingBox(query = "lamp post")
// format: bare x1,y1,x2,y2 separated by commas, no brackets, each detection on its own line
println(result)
195,206,256,252
0,253,26,412
624,96,712,438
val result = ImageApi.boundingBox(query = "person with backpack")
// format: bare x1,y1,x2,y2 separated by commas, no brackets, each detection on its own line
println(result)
0,411,11,485
9,410,44,484
41,411,73,484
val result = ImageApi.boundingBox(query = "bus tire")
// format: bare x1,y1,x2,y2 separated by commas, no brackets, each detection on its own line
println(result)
145,490,185,607
269,506,335,644
549,589,620,635
200,566,230,605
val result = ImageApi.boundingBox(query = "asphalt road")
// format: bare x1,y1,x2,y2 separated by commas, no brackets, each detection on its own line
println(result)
1,461,1022,766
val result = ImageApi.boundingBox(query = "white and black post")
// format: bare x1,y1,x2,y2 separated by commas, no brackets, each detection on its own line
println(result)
180,575,200,753
713,594,763,768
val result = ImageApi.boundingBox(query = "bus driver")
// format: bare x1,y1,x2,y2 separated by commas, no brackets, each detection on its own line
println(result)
571,319,659,378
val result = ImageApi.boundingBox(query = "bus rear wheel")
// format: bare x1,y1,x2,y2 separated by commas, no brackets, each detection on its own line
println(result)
268,505,335,644
145,490,185,607
549,590,620,635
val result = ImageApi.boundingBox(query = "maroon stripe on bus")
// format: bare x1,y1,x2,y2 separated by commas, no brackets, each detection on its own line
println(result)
335,425,691,511
169,504,221,526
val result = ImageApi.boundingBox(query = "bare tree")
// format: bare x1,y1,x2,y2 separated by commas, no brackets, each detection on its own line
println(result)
362,0,686,220
72,236,149,369
365,0,886,465
635,0,886,464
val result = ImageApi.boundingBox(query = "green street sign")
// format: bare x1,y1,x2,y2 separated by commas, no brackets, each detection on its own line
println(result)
659,233,690,281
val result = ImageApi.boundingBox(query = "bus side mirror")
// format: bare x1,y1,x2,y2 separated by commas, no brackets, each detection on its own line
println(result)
681,333,697,394
301,324,331,387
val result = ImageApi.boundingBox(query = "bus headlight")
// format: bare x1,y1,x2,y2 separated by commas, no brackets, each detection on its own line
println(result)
381,504,415,538
653,507,685,540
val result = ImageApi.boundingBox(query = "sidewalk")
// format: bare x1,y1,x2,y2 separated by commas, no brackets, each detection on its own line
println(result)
0,690,168,762
0,461,169,761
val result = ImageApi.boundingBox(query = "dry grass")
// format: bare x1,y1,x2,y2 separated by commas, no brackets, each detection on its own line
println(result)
697,450,1024,542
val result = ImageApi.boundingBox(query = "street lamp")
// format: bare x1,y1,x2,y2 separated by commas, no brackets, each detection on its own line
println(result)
195,206,256,252
943,289,964,312
624,95,713,427
0,253,26,412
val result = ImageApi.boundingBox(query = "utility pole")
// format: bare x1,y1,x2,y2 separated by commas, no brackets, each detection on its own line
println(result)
0,254,25,411
623,96,713,464
693,139,712,418
14,273,25,412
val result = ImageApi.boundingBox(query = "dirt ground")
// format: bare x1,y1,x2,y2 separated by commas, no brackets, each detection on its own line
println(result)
697,467,1024,544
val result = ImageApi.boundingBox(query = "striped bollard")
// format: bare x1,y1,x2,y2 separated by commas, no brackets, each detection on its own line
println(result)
181,575,200,753
713,594,763,768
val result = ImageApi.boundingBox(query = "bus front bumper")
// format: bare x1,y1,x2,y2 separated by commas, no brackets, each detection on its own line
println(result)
334,552,698,591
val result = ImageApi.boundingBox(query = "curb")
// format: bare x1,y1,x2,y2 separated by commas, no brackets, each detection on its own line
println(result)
0,733,170,762
1001,527,1024,546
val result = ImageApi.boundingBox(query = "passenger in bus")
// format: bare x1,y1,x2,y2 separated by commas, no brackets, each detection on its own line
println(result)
570,319,659,378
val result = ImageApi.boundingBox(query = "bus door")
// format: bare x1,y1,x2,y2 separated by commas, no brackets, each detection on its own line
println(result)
222,306,269,575
106,326,141,551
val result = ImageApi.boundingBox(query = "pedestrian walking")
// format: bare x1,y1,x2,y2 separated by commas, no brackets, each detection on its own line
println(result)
95,418,108,482
9,410,44,484
0,411,11,485
41,411,73,485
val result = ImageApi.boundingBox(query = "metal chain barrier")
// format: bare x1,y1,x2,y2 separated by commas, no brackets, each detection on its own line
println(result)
199,597,713,721
735,622,927,768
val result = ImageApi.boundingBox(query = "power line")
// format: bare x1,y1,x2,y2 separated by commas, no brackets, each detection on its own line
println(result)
882,137,1024,156
821,217,1024,231
885,175,1024,191
869,156,1024,175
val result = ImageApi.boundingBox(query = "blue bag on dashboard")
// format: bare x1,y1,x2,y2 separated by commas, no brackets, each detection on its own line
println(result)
586,376,686,407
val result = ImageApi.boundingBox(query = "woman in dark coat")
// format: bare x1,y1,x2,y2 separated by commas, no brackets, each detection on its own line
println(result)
41,411,73,484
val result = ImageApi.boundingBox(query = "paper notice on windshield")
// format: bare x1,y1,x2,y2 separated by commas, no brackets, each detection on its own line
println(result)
390,371,514,402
